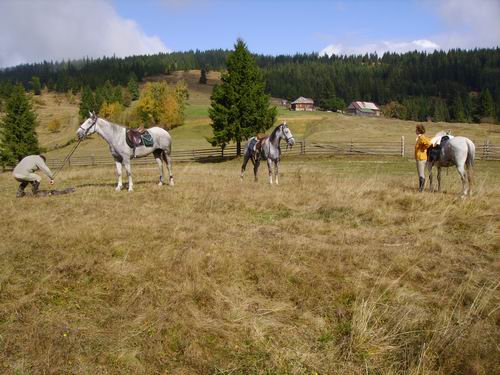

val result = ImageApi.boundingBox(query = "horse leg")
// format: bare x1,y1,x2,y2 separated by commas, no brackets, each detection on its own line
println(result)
162,151,174,186
240,154,250,181
154,150,164,185
437,166,442,192
466,164,474,195
427,163,434,192
456,165,467,196
274,159,280,185
124,160,133,192
253,158,260,182
267,159,273,184
115,160,123,191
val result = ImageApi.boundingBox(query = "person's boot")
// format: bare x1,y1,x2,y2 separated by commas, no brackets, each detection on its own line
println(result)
418,177,425,192
32,180,40,195
16,181,28,197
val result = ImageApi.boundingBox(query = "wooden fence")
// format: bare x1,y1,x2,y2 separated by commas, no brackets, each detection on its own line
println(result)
45,138,500,169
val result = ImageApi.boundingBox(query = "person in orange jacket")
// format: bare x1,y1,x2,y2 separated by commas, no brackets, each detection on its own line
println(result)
415,124,432,192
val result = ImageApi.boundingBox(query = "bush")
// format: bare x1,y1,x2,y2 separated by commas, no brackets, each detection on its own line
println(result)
47,118,62,133
100,102,123,123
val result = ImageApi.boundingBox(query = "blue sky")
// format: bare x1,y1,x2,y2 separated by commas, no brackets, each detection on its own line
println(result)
0,0,499,68
113,0,444,55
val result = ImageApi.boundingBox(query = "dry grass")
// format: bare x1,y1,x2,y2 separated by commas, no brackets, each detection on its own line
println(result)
0,156,498,374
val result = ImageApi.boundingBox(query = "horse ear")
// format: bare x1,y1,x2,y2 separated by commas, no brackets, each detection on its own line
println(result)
283,121,287,126
89,111,92,117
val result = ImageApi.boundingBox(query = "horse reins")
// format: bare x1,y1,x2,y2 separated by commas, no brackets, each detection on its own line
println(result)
52,117,97,178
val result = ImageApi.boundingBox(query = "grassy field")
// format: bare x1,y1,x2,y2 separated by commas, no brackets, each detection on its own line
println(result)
0,156,499,374
1,71,499,373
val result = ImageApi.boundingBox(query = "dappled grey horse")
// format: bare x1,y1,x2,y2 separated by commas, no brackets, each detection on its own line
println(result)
240,122,295,184
77,112,173,191
427,131,475,196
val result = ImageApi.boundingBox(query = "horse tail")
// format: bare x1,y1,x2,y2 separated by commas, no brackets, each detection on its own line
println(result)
465,139,475,189
465,138,475,168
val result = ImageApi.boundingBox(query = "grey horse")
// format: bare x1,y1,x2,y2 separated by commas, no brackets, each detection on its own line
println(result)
77,112,173,191
240,122,295,184
427,131,475,196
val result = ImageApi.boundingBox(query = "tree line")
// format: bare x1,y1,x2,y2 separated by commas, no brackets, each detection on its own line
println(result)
1,48,499,123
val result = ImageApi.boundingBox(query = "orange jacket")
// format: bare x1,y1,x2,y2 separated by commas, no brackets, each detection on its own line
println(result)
415,134,432,160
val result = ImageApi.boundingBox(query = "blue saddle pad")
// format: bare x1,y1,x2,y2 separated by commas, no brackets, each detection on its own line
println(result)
142,131,154,147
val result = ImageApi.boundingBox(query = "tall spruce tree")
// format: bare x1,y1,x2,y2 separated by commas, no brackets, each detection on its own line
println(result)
479,88,495,119
79,86,96,120
31,76,42,95
209,39,276,155
199,67,208,84
0,84,41,166
127,76,140,100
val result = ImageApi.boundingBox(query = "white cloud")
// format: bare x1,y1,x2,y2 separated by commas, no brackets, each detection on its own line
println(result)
0,0,170,68
320,39,440,57
320,0,500,57
433,0,500,49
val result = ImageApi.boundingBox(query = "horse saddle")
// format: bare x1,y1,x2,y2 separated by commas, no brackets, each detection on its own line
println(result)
427,135,450,162
126,127,154,148
254,134,267,152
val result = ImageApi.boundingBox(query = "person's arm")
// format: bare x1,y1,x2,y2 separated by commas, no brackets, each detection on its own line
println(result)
422,136,432,148
36,158,54,179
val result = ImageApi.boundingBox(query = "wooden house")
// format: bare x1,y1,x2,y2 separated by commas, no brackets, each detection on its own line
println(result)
290,97,314,111
346,101,381,116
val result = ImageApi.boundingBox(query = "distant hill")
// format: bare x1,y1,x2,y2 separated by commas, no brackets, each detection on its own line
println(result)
1,48,499,124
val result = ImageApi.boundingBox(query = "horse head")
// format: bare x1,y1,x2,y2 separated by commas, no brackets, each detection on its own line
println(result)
280,122,295,147
77,111,98,139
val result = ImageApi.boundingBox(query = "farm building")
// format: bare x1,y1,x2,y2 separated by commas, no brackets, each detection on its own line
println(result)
347,101,381,116
290,97,314,111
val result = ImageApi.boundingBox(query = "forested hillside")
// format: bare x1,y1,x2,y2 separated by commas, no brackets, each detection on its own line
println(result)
1,48,499,123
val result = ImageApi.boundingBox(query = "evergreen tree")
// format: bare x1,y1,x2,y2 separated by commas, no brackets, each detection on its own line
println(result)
432,98,449,122
451,94,466,122
209,39,276,155
479,88,495,119
31,76,42,95
199,67,208,84
127,76,140,100
79,86,96,120
0,84,41,166
94,87,105,114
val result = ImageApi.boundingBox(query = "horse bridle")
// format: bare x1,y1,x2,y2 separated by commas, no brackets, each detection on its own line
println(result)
281,124,294,144
79,116,98,137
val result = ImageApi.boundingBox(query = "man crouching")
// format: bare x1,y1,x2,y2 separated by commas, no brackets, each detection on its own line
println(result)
12,155,54,197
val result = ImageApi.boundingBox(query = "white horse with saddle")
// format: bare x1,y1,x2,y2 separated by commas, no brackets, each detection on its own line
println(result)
77,112,173,191
426,131,475,196
240,122,295,184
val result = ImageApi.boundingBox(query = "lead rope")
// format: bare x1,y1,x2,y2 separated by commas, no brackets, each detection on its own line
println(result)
52,138,83,178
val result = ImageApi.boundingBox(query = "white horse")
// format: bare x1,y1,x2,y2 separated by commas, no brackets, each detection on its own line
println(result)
240,122,295,184
77,112,173,191
426,131,475,196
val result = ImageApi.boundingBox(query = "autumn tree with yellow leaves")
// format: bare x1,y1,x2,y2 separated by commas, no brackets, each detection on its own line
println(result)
135,81,188,129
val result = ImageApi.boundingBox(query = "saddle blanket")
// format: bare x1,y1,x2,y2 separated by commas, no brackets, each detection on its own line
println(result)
126,130,154,148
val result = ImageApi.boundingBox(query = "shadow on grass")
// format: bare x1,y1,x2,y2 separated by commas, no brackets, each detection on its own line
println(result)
75,180,159,189
192,155,239,164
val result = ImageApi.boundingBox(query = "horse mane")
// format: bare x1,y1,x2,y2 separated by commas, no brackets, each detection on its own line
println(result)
269,123,283,143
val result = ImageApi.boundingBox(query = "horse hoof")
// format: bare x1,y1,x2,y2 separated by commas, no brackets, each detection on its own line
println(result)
158,182,163,186
115,186,122,192
128,189,134,192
